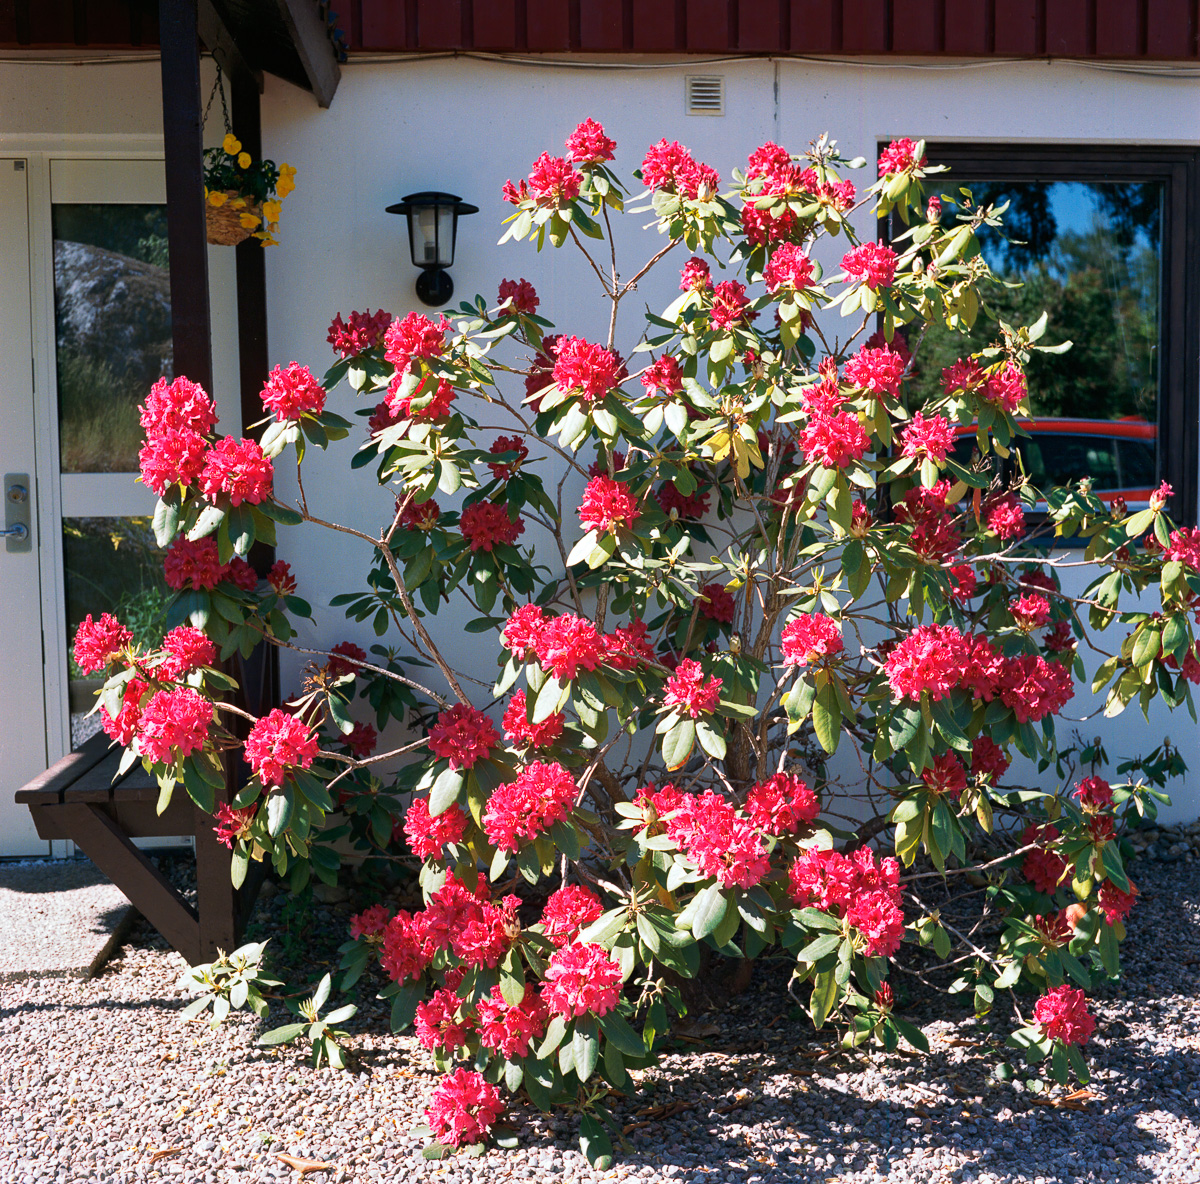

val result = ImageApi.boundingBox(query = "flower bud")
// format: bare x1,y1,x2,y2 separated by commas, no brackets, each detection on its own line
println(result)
1150,481,1173,513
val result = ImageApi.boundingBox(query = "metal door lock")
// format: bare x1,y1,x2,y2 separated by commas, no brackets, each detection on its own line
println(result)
3,474,31,553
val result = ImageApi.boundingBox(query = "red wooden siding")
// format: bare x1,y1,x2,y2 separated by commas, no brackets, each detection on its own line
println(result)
3,0,1197,59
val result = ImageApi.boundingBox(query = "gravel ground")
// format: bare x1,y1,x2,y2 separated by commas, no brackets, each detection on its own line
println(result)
3,848,1200,1184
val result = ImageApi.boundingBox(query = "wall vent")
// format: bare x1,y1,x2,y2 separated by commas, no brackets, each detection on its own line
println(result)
685,75,724,116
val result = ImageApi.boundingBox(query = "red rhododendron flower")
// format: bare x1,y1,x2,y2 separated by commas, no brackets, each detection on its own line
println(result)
541,884,604,947
900,412,956,464
680,256,713,291
745,772,819,835
427,703,498,771
483,761,577,852
139,375,217,438
1034,985,1096,1046
501,604,547,661
260,361,326,421
942,358,984,394
542,942,622,1018
522,334,561,411
368,400,404,436
709,279,755,330
603,618,656,671
459,501,525,552
385,373,455,421
884,623,971,702
797,407,871,469
139,430,208,496
533,614,605,681
999,654,1074,723
527,152,582,205
380,909,433,984
223,557,259,592
415,988,472,1053
343,721,377,759
244,708,320,789
399,497,442,532
100,677,146,746
788,847,902,955
476,985,550,1059
641,354,684,396
579,474,639,533
781,614,843,666
137,687,212,765
497,278,539,318
349,903,392,941
552,336,623,402
1021,823,1069,894
73,613,132,674
383,311,448,371
641,139,720,200
327,308,391,358
657,479,710,520
698,583,736,624
982,363,1027,412
403,796,469,859
565,117,616,164
843,344,906,399
485,435,529,483
878,137,926,175
666,790,770,888
1011,593,1051,632
1044,620,1077,654
663,659,722,718
841,243,897,288
922,752,967,798
212,802,257,849
985,493,1026,540
971,736,1011,783
846,888,906,957
199,436,273,506
164,537,223,591
326,640,367,678
764,243,815,292
267,560,297,595
157,625,215,679
502,689,564,750
425,1069,505,1149
1167,526,1200,570
1098,879,1137,925
1074,776,1114,810
949,564,978,601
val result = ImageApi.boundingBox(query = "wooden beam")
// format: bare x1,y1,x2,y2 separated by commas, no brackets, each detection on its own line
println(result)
159,0,213,390
271,0,341,108
197,0,263,91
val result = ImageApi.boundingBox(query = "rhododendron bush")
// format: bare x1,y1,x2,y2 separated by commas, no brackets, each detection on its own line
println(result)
80,125,1197,1163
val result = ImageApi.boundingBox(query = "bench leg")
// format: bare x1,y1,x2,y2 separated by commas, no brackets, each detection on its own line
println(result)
194,803,240,960
62,803,203,967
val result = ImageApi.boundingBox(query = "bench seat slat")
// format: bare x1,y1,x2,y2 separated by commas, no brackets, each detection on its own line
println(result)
15,731,113,804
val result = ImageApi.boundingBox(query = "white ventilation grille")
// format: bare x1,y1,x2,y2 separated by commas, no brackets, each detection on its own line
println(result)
686,75,724,116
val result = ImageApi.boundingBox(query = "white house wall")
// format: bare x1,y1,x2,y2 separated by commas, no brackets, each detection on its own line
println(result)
253,56,1200,819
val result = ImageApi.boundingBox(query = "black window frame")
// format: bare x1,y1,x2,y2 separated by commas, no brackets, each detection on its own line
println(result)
886,141,1200,527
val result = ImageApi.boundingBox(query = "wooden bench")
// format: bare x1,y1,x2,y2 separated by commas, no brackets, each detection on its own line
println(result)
17,732,253,967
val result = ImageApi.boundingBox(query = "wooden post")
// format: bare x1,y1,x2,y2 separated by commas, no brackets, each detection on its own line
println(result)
159,0,237,961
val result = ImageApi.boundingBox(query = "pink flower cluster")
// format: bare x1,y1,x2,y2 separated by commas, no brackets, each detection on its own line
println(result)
502,689,564,750
788,846,904,957
213,802,257,849
841,243,897,289
349,903,391,941
843,343,906,399
403,796,469,859
663,659,722,718
1074,776,1113,810
745,772,819,835
459,501,525,552
497,278,539,317
199,436,273,506
1099,879,1137,924
415,987,471,1053
1021,823,1068,894
100,678,147,746
1167,526,1200,570
244,708,320,789
764,244,815,292
260,362,326,421
476,984,551,1059
986,493,1026,540
740,141,856,246
579,474,639,533
709,280,755,330
486,435,529,482
680,256,712,292
552,336,623,402
900,412,956,464
73,613,132,674
161,537,249,592
641,354,684,397
894,481,961,564
504,152,582,208
565,117,616,165
982,363,1027,412
531,612,607,680
1033,985,1096,1046
384,311,448,372
640,139,720,200
157,625,215,679
425,1069,505,1149
540,884,605,947
921,751,967,798
542,942,623,1018
942,358,984,395
878,137,926,175
698,583,736,624
483,761,576,852
427,703,498,771
327,308,391,358
137,687,212,765
663,790,770,888
795,378,870,470
657,479,710,520
781,614,843,666
138,376,217,496
971,736,1011,783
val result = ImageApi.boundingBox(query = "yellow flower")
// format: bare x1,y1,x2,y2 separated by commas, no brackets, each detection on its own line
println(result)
222,133,241,156
279,162,296,178
230,197,246,209
239,212,261,229
207,191,228,207
276,179,294,199
262,200,282,223
237,152,251,169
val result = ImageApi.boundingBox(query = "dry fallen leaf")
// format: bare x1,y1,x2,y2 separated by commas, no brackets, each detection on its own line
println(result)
148,1147,182,1163
276,1152,335,1174
1031,1088,1097,1111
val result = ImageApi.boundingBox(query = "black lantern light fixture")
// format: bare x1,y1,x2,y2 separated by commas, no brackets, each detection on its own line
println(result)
386,191,478,307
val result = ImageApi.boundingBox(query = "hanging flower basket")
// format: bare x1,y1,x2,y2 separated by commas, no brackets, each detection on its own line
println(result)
205,190,263,246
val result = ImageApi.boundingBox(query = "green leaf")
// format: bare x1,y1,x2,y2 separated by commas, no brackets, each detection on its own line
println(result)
257,1022,307,1046
598,1010,646,1057
389,981,422,1032
152,495,181,547
690,884,728,940
662,718,696,771
429,767,464,816
266,791,292,837
892,1018,929,1053
572,1024,600,1082
579,1114,613,1170
695,718,727,760
811,682,841,754
797,932,841,963
810,969,838,1028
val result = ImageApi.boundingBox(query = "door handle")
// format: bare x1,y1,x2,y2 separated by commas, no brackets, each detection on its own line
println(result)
4,473,31,553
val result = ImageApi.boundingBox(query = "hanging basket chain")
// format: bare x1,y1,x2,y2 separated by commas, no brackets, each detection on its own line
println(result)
202,61,232,136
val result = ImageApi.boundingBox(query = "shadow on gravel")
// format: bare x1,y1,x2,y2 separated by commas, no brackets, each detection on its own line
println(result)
0,996,181,1022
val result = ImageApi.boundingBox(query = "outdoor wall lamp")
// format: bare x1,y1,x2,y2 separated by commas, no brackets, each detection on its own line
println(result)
386,191,478,307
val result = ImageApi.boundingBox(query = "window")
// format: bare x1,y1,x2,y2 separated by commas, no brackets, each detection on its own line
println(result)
892,143,1200,524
